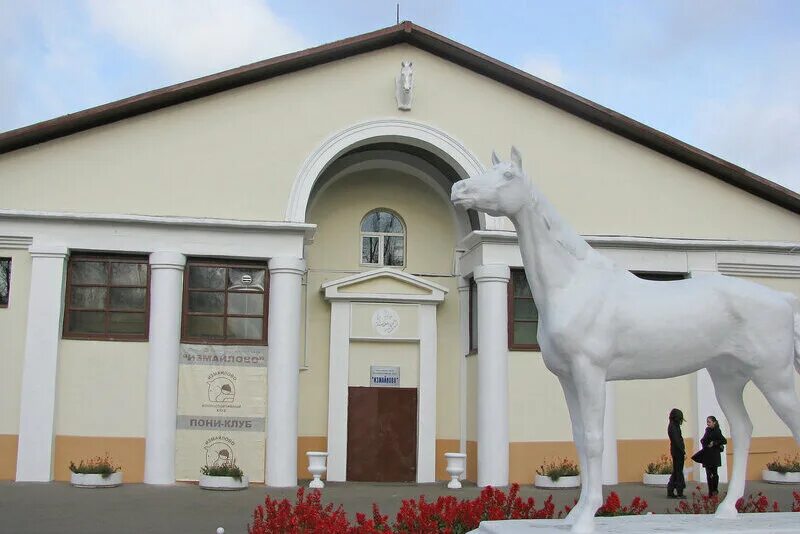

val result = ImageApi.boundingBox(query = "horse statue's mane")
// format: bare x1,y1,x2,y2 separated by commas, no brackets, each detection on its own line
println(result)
527,181,615,270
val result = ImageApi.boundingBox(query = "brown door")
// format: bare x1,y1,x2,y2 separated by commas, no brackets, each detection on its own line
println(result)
346,386,417,482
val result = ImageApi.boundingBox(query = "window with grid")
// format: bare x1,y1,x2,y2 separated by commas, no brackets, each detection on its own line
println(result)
63,255,149,340
182,261,268,344
509,269,539,349
360,210,405,267
0,258,10,307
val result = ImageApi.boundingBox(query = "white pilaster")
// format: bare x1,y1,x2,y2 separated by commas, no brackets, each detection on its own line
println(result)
326,301,351,482
417,303,437,483
474,264,510,487
266,257,306,487
16,244,68,481
144,251,186,485
602,382,618,484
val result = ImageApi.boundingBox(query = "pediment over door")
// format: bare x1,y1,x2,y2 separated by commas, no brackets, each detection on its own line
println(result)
321,267,447,304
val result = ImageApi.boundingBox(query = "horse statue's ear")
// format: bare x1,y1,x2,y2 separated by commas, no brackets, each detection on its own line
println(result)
510,146,522,168
491,150,500,166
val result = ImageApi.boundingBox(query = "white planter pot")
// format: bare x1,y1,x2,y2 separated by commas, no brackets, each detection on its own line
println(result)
306,451,328,489
199,474,249,490
762,469,800,484
643,473,672,487
70,471,123,488
534,474,580,489
444,452,467,489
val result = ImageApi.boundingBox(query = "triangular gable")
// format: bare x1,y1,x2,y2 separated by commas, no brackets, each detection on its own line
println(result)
1,22,797,215
322,267,447,303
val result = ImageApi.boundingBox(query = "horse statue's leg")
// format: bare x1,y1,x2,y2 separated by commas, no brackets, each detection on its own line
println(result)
751,361,800,449
568,361,607,534
707,366,752,518
558,375,588,525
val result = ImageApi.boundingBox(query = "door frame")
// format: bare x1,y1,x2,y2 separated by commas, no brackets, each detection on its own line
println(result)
322,268,446,483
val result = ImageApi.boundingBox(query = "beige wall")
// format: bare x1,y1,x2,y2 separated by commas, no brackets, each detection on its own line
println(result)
1,45,798,243
349,341,419,387
55,340,148,437
0,249,30,435
616,377,695,440
508,352,573,441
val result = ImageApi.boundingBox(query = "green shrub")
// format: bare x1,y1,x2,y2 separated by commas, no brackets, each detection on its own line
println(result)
202,462,244,481
537,457,579,481
645,454,673,475
766,453,800,474
69,453,120,479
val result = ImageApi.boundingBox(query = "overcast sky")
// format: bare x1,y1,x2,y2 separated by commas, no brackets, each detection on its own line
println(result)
2,0,798,193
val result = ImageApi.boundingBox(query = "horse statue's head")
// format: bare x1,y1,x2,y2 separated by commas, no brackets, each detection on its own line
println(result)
395,61,414,110
400,61,413,92
451,146,532,218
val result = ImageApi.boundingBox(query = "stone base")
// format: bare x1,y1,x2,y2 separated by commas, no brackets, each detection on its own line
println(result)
469,513,800,533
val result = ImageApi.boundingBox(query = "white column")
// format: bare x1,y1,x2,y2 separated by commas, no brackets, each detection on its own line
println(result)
689,269,728,483
693,370,729,483
602,382,618,484
417,303,437,483
326,301,351,482
457,280,470,463
144,251,186,485
16,244,68,481
266,257,306,487
474,264,510,487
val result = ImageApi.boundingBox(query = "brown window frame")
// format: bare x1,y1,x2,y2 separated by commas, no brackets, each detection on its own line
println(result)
63,254,150,341
468,277,477,353
0,257,10,308
508,269,540,351
181,259,270,346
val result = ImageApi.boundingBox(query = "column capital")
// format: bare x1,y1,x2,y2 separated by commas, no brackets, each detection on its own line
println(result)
149,251,186,270
28,244,69,259
457,277,471,293
473,264,510,283
269,257,306,275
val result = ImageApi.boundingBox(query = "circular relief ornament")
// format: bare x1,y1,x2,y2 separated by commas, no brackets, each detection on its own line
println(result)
372,308,400,336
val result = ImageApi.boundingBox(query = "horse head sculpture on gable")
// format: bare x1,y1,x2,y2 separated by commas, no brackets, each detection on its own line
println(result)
395,61,414,111
452,147,800,533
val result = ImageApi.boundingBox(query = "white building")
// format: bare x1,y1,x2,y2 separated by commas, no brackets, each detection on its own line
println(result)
1,22,798,486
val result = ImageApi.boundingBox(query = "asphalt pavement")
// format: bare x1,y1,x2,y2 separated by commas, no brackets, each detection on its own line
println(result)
0,479,797,534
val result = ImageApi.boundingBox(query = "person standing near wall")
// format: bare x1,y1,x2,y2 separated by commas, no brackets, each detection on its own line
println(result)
697,415,727,496
667,408,687,499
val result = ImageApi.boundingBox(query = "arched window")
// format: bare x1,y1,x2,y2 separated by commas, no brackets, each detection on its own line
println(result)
360,210,405,267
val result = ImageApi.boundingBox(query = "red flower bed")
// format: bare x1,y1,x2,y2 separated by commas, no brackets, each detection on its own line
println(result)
249,485,653,533
594,492,648,517
672,485,781,514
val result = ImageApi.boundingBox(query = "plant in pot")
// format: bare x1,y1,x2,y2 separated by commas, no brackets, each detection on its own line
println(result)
762,453,800,484
643,453,673,486
200,461,249,490
534,457,580,488
69,453,122,488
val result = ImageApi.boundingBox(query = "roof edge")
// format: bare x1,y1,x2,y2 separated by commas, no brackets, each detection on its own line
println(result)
0,21,797,215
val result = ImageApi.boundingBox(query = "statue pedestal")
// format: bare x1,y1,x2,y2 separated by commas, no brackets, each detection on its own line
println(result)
469,513,800,533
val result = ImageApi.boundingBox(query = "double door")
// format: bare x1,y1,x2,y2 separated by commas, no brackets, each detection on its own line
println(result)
346,386,417,482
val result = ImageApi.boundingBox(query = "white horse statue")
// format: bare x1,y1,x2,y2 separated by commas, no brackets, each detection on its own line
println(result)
451,147,800,533
395,61,413,111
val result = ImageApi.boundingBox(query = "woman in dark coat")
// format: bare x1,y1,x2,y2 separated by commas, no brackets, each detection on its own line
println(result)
667,408,686,499
699,415,727,496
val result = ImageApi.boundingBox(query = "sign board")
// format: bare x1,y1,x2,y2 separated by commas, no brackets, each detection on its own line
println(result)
175,344,267,482
370,365,400,387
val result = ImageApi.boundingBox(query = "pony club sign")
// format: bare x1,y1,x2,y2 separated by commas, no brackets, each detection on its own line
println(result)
370,365,400,387
175,344,267,482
